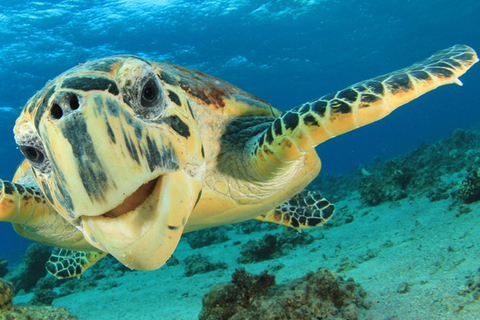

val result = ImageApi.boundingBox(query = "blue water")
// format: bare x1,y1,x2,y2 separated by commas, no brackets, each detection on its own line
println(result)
0,0,479,264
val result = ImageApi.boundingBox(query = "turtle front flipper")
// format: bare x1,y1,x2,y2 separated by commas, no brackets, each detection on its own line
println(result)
252,45,478,170
46,249,107,279
0,160,97,252
255,190,334,230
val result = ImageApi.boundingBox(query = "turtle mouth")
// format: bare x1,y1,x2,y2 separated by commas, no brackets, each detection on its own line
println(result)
79,169,200,270
102,176,161,219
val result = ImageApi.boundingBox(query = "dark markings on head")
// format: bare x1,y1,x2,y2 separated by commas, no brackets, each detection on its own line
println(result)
179,79,226,108
194,190,202,209
303,114,319,127
330,100,351,114
364,80,384,96
106,97,119,116
106,122,116,144
3,181,15,195
312,100,327,118
145,136,179,172
273,118,283,136
167,225,180,230
122,93,133,108
53,186,75,218
201,145,205,158
428,67,454,78
168,90,181,106
61,117,108,201
386,74,413,93
62,76,119,95
187,101,195,120
34,85,56,130
283,112,299,131
134,124,143,140
160,71,178,86
162,115,190,139
122,131,140,164
84,58,120,72
337,88,358,103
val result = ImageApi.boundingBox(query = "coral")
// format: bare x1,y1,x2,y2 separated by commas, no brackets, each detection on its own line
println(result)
198,268,275,320
352,129,480,206
199,268,369,320
358,160,415,206
237,229,314,264
184,254,227,277
0,278,14,309
185,227,230,249
1,277,79,319
0,305,80,319
31,276,57,306
5,243,52,293
455,166,480,204
0,258,8,278
238,233,279,264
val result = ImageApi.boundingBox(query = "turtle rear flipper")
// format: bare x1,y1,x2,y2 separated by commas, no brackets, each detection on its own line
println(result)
46,249,107,279
256,190,334,230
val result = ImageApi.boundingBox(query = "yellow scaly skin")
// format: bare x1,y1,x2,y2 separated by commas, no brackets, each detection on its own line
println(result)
0,45,476,273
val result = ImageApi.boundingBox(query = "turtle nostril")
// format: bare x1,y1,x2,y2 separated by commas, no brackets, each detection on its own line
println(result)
69,94,79,110
50,103,63,119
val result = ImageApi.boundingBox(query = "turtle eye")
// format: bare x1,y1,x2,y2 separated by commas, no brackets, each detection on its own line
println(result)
140,78,159,108
20,146,45,165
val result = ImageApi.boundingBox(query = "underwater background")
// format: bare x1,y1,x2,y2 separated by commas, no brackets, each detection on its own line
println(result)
1,0,479,265
0,1,479,318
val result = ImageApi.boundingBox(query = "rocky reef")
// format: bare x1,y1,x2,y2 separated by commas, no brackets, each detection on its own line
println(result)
199,267,369,320
184,253,228,277
184,227,230,249
0,277,79,319
5,243,52,294
0,257,8,278
237,228,314,264
314,129,480,207
454,165,480,204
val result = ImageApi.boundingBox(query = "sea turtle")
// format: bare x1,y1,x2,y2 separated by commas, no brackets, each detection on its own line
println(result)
0,45,477,278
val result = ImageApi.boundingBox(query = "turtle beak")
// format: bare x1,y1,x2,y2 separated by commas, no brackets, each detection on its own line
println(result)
81,169,202,270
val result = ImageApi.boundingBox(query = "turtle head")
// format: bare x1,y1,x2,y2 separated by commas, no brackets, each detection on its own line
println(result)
14,56,205,270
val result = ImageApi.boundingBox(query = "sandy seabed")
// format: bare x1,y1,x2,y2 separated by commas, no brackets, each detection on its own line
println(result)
12,183,480,320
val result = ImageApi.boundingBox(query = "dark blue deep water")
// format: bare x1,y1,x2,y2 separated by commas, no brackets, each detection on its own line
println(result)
0,0,479,264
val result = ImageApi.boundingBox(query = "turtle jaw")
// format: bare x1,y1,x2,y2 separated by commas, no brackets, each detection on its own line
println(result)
102,177,159,219
80,169,202,270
